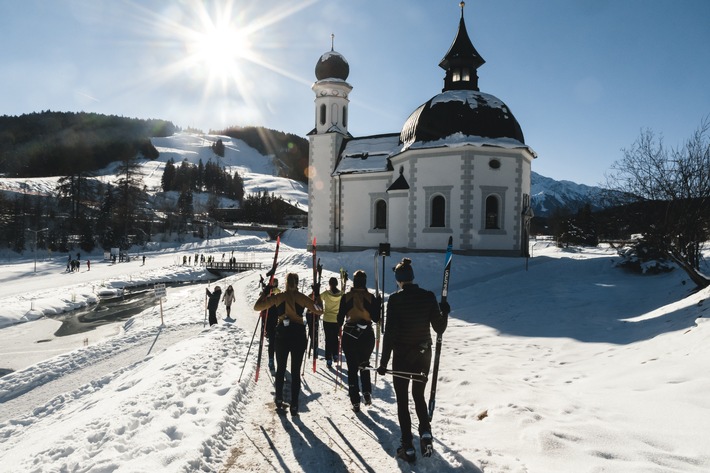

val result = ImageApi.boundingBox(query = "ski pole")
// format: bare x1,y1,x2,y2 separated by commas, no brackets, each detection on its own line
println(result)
203,285,208,327
360,366,428,379
238,317,262,382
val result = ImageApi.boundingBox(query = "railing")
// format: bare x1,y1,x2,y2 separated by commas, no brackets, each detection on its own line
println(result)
205,261,264,272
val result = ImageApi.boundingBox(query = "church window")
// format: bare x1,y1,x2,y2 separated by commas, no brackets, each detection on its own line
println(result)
431,195,446,227
343,105,348,127
374,199,387,229
452,68,470,82
319,104,326,125
489,159,501,169
485,195,500,229
331,104,338,125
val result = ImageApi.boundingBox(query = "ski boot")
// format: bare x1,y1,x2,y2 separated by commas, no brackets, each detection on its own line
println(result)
363,392,372,406
420,431,433,457
352,403,360,413
268,358,275,371
396,441,416,463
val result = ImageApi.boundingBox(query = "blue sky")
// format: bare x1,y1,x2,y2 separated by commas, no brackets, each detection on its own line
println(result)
1,0,708,186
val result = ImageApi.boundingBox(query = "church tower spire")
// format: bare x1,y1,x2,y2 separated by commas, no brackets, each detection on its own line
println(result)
439,1,485,92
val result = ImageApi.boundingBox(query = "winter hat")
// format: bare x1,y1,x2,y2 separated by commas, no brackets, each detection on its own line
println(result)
394,258,414,282
215,285,221,292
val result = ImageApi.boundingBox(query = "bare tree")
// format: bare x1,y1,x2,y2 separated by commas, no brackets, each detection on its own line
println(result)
605,117,710,288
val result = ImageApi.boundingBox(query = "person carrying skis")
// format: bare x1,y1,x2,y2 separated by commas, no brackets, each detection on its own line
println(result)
377,258,449,462
253,272,323,415
321,277,343,368
205,286,222,326
265,278,281,371
222,285,236,319
337,270,381,412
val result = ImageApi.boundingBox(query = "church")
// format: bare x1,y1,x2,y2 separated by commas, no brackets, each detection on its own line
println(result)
307,3,536,256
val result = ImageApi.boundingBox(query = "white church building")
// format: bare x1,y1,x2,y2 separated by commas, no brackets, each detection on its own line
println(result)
307,4,536,256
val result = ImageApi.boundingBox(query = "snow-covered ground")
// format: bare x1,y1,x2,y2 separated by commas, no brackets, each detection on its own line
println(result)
0,231,708,473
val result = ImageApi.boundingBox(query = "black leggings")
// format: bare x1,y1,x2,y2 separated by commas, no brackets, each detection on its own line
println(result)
392,346,432,443
274,323,307,406
323,321,340,362
342,327,375,404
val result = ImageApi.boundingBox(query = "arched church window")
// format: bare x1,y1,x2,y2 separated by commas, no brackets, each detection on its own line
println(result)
319,104,326,125
485,195,500,229
431,195,445,227
331,104,338,125
374,199,386,229
343,105,348,127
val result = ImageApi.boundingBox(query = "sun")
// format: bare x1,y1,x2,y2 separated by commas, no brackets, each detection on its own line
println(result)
187,17,254,82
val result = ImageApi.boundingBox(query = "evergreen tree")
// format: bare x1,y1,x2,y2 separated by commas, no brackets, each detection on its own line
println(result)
161,158,176,192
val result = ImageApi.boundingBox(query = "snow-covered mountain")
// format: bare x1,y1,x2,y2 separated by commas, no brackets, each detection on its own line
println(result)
531,171,606,217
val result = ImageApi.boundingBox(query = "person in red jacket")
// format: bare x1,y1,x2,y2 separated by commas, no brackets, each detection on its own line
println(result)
378,258,449,463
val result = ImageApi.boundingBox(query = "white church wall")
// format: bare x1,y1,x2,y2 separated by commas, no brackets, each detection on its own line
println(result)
339,174,387,250
308,133,341,250
409,153,460,249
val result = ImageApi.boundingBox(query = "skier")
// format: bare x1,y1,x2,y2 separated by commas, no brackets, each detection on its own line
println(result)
337,270,381,412
377,258,449,462
205,286,222,326
253,272,323,415
264,278,281,371
222,285,236,319
320,277,343,368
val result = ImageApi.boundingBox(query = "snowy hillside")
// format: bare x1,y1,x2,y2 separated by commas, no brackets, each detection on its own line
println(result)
0,132,309,212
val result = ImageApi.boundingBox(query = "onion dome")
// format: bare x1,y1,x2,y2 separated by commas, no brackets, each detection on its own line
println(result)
315,49,350,81
400,90,525,147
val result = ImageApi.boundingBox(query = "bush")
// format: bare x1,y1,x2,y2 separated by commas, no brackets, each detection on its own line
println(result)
614,240,674,274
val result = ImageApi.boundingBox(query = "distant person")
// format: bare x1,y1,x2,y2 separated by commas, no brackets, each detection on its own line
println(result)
87,260,90,271
253,273,323,416
222,285,236,319
377,258,449,463
205,286,222,326
142,255,146,265
337,270,380,412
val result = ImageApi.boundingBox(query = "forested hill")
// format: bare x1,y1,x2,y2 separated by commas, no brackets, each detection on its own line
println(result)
215,126,309,183
0,112,176,178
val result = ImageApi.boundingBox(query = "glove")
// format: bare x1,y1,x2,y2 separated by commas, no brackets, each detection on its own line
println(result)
439,301,450,316
377,365,387,376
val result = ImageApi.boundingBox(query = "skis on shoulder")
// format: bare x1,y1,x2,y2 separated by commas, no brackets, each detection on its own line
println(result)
428,236,452,422
255,236,280,383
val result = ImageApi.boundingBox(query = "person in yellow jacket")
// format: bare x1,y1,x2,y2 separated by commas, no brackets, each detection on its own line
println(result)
320,277,343,368
254,272,323,415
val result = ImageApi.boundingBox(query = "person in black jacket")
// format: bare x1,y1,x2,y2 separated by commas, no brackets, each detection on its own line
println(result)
337,270,381,412
377,258,449,463
205,286,222,326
